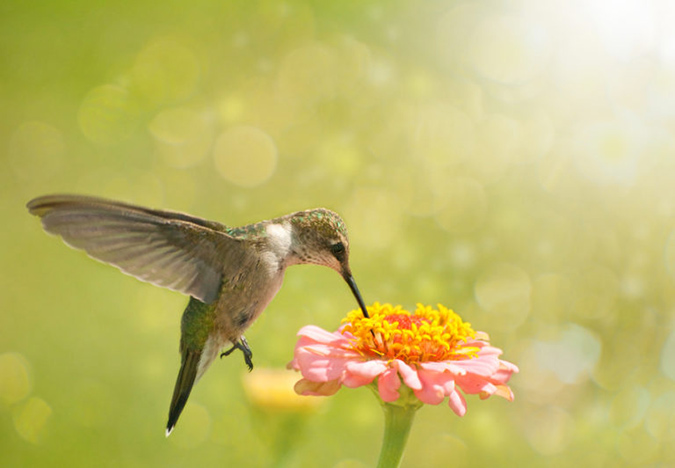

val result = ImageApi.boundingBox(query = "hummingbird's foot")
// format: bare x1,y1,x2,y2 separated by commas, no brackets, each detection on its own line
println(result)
239,337,254,371
220,337,254,371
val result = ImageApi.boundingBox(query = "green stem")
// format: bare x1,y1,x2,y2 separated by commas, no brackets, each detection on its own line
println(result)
376,402,418,468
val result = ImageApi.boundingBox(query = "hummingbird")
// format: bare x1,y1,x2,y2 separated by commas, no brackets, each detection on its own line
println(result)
26,194,369,435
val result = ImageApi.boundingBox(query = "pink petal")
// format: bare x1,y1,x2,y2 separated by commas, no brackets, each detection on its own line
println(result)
492,384,515,401
442,377,455,395
298,342,360,360
302,362,347,381
342,360,388,388
479,382,498,397
295,352,351,381
294,343,338,361
296,325,348,345
378,367,402,402
294,378,342,396
455,373,496,395
490,361,520,383
474,331,490,341
463,339,488,350
477,344,504,357
452,355,500,376
419,361,466,376
293,341,363,381
448,389,467,416
393,360,422,390
414,368,449,405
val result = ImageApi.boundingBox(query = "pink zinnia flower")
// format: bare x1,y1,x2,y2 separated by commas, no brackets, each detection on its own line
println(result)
289,303,518,416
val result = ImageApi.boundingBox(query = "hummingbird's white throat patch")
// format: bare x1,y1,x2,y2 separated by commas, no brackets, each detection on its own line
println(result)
262,222,293,273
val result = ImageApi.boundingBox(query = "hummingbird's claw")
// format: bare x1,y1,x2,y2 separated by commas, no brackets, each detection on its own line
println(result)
220,347,235,358
220,337,254,371
238,336,254,371
243,354,253,372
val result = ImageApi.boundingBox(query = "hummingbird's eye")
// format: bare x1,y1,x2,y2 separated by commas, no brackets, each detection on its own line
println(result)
330,242,345,257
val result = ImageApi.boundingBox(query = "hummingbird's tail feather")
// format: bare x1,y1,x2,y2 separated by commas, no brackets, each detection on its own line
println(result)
166,348,201,436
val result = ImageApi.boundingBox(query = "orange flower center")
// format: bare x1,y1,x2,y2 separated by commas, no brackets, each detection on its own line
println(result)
341,303,479,363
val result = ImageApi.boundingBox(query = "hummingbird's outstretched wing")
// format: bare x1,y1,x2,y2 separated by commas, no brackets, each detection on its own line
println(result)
27,194,244,303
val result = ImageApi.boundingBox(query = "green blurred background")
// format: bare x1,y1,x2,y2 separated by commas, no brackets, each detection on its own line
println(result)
3,0,675,466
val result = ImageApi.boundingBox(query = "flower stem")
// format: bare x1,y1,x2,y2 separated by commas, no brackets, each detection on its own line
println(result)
376,402,418,468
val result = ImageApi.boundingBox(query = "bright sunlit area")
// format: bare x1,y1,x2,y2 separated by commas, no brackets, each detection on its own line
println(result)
3,0,675,466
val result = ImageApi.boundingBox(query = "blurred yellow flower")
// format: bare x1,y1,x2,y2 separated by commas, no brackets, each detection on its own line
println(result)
243,368,321,412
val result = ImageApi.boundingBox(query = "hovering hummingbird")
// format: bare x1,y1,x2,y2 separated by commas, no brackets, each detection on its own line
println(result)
27,194,369,435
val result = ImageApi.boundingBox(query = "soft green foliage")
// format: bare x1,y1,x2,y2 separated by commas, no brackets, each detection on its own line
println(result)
3,0,675,466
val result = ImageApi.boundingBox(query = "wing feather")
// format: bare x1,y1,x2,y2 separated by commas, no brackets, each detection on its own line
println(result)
27,194,246,303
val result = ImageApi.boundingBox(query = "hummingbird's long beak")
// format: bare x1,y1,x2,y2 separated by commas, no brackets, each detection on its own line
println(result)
343,272,369,318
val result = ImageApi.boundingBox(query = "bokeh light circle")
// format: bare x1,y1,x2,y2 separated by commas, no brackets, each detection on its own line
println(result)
468,15,551,84
474,263,531,331
131,38,200,105
0,352,31,405
9,121,64,182
149,107,213,168
78,85,140,145
435,177,487,234
213,125,278,187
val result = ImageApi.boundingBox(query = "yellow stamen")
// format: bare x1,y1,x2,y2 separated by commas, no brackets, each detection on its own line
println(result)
341,303,479,363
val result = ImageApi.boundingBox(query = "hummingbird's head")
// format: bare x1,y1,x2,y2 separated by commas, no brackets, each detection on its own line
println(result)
289,208,352,274
288,208,369,317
